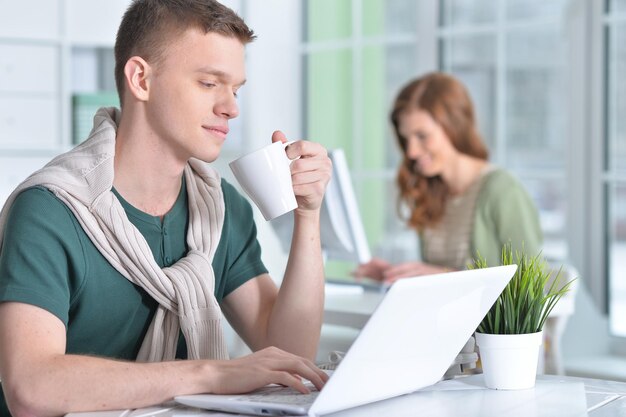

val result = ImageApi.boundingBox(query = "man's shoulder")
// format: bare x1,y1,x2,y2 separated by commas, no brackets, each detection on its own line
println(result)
220,178,251,212
10,186,69,217
5,186,81,239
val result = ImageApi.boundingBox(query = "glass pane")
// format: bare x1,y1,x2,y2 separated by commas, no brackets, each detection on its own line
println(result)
505,29,568,172
519,176,568,261
361,44,417,172
361,46,386,171
385,45,419,115
608,0,626,13
440,0,496,26
607,24,626,176
362,0,384,36
609,184,626,336
363,0,417,36
506,0,570,21
306,50,353,162
385,44,418,169
440,36,497,153
306,0,352,42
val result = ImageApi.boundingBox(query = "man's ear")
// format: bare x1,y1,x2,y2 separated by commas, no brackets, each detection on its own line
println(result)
123,56,151,102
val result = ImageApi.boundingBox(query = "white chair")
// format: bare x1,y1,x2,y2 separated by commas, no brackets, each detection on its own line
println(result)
539,263,580,375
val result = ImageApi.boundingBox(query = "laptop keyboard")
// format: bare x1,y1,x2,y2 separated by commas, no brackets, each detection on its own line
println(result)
235,384,319,406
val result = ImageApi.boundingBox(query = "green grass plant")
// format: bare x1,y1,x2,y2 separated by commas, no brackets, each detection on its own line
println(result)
469,245,576,335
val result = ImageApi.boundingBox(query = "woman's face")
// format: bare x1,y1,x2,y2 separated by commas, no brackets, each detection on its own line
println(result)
398,109,458,178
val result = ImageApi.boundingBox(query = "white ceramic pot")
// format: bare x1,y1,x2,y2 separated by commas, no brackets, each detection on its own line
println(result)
475,331,543,390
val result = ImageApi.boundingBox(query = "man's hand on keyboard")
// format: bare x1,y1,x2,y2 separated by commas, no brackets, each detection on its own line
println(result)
205,346,329,395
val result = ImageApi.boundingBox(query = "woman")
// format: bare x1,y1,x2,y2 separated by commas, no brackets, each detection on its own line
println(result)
354,72,542,283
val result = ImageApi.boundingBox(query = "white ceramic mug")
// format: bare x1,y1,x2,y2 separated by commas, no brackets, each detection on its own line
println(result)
229,141,298,221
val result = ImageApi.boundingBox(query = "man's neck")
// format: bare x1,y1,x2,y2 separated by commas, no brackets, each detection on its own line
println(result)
113,115,186,218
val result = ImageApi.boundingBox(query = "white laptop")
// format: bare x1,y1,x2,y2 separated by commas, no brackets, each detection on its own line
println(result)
175,265,516,417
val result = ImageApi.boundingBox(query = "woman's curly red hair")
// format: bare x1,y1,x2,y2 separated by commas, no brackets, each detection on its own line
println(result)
391,72,489,230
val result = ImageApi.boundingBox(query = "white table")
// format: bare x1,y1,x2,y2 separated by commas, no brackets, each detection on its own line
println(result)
66,375,626,416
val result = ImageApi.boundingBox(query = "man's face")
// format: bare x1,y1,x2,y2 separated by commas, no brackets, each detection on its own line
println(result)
144,29,246,163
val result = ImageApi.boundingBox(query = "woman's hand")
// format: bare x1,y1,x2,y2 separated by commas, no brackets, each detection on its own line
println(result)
353,258,452,283
352,258,392,281
382,262,451,283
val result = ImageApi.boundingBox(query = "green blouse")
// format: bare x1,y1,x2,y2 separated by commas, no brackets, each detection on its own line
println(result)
470,168,543,266
421,168,543,268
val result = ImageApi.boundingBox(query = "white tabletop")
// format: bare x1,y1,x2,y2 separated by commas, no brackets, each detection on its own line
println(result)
66,374,626,417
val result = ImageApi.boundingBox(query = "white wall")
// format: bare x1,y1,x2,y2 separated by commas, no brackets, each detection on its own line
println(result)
243,0,302,145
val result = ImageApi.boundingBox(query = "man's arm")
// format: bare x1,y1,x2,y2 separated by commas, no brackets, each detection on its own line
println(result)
222,212,324,360
269,208,325,358
0,302,327,417
222,134,331,360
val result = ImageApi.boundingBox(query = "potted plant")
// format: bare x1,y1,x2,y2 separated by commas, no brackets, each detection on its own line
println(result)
469,245,575,390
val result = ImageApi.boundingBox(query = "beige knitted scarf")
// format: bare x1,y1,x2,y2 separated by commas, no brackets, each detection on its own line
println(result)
0,107,229,362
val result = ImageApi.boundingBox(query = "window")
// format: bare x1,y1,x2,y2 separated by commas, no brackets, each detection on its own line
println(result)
298,1,626,342
302,1,578,278
439,0,572,261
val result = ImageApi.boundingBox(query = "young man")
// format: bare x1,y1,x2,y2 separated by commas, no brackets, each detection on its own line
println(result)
0,1,331,416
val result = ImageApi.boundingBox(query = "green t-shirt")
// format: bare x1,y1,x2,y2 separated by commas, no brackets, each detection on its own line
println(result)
0,178,267,416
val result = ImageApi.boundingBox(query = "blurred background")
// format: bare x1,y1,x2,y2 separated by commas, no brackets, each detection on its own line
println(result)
0,0,625,378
